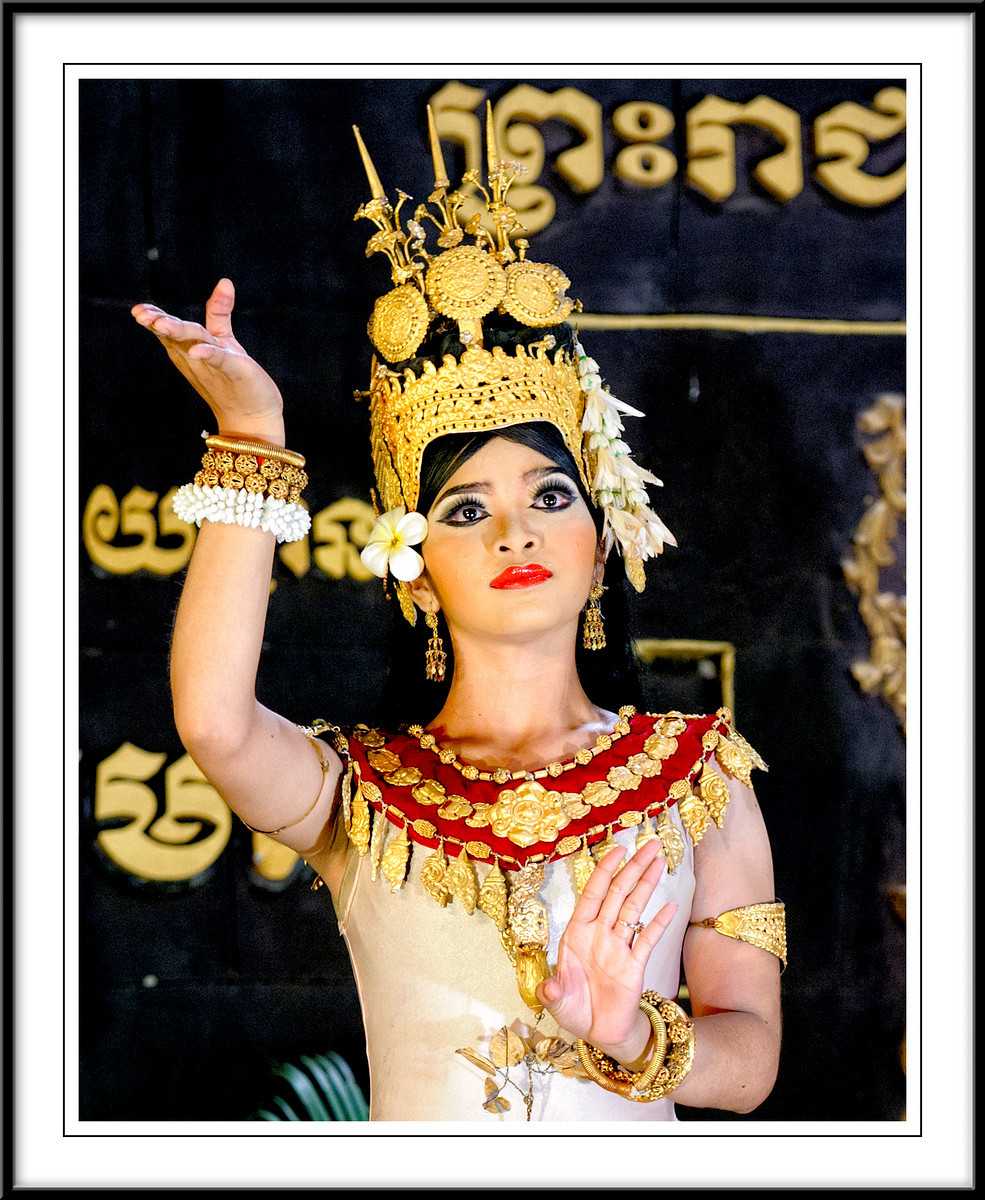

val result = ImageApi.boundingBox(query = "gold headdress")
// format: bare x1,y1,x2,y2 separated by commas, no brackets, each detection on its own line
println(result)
354,103,675,622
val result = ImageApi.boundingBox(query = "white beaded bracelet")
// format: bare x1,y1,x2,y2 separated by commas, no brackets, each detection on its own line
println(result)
172,483,311,544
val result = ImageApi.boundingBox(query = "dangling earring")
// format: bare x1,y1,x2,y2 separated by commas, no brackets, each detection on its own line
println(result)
582,582,606,650
425,610,447,682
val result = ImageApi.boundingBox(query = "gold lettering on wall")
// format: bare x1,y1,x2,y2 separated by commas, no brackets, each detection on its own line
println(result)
430,82,603,234
83,485,195,575
686,95,803,203
814,87,907,206
428,83,902,220
313,498,376,580
612,101,677,188
94,743,232,881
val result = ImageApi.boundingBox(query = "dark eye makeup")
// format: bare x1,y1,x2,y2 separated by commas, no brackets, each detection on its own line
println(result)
437,474,578,525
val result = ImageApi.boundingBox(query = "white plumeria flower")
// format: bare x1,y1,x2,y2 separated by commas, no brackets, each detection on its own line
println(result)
360,506,428,581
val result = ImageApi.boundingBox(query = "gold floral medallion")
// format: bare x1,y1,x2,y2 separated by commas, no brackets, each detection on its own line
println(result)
425,246,507,321
501,260,575,327
368,284,431,362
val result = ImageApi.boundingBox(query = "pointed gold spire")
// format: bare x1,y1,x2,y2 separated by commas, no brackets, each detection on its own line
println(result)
426,105,449,190
352,124,385,200
485,99,500,181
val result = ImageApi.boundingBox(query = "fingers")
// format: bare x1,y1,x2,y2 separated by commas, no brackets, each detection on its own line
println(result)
631,901,678,961
594,838,665,929
131,304,211,347
204,278,236,340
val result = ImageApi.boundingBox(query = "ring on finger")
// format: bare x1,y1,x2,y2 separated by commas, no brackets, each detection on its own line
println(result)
616,918,645,935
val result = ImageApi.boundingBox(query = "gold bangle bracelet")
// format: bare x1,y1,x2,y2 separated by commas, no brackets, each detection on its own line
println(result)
239,734,331,837
205,434,306,469
576,991,695,1102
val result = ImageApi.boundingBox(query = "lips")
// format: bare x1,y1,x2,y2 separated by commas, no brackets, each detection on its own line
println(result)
489,564,553,590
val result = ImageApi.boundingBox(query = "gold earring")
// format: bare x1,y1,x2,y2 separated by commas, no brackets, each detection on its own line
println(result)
582,582,606,650
425,610,447,682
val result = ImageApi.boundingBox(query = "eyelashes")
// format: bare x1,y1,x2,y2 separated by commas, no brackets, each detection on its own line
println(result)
438,493,487,525
437,474,578,525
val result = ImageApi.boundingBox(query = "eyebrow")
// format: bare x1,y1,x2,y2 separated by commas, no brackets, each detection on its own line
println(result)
433,464,568,509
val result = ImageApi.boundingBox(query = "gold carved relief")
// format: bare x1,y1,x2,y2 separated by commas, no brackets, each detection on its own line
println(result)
841,394,906,731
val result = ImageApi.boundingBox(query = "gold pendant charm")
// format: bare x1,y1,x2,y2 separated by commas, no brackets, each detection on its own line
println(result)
349,781,371,857
655,809,684,874
698,764,731,828
445,847,478,914
369,807,387,880
573,836,595,895
420,841,450,907
381,823,411,893
478,859,508,930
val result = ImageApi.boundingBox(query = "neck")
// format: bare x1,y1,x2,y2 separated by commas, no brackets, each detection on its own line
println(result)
426,626,614,770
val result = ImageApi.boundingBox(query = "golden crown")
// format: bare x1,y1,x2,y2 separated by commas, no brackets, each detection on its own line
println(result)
354,104,585,513
353,104,675,621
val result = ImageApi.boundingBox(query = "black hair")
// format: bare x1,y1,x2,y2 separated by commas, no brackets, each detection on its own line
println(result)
376,421,643,728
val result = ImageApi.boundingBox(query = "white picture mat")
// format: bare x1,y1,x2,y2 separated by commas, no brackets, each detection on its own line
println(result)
10,6,971,1189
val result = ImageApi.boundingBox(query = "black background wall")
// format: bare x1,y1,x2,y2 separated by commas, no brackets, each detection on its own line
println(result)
79,77,906,1122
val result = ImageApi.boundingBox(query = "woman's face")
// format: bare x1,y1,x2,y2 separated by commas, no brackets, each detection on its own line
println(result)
411,435,601,645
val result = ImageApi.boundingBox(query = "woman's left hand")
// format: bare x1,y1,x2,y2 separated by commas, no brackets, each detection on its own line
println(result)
536,837,677,1065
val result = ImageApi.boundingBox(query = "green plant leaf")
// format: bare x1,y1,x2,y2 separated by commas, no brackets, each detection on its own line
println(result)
270,1094,300,1121
274,1062,332,1122
303,1053,369,1122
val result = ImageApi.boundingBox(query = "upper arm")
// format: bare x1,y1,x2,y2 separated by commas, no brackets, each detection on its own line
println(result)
683,758,781,1027
182,705,345,854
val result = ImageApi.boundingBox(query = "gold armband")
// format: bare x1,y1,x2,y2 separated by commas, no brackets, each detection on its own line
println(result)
576,992,695,1102
239,731,332,837
692,900,787,969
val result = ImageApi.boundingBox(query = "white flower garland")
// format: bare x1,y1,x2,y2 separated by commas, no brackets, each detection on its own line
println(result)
171,483,311,544
576,340,676,589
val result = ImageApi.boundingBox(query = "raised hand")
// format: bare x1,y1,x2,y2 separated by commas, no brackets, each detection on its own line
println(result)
131,278,284,441
537,838,677,1065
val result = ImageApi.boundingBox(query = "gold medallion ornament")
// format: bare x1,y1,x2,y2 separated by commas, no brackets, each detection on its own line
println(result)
425,246,508,322
368,284,431,362
501,261,575,327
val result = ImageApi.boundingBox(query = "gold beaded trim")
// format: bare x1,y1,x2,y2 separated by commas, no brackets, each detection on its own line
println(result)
194,443,309,504
403,704,638,784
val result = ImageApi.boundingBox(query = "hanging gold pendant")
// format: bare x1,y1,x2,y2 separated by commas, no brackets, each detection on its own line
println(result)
507,862,550,1013
445,847,478,914
514,949,550,1015
420,841,450,907
369,808,387,880
636,811,659,851
716,736,753,787
478,859,508,930
341,762,354,834
573,836,595,895
349,782,371,857
655,809,684,874
698,764,731,828
381,823,411,893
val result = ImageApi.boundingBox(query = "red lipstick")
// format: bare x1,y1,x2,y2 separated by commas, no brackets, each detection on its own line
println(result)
490,564,553,590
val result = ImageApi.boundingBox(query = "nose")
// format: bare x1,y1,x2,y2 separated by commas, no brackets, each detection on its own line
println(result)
485,508,543,555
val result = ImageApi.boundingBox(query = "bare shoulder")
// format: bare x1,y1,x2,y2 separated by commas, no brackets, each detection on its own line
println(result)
689,753,775,920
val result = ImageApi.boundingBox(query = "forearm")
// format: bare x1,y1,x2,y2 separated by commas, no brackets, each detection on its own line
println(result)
170,517,278,755
669,1007,780,1114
